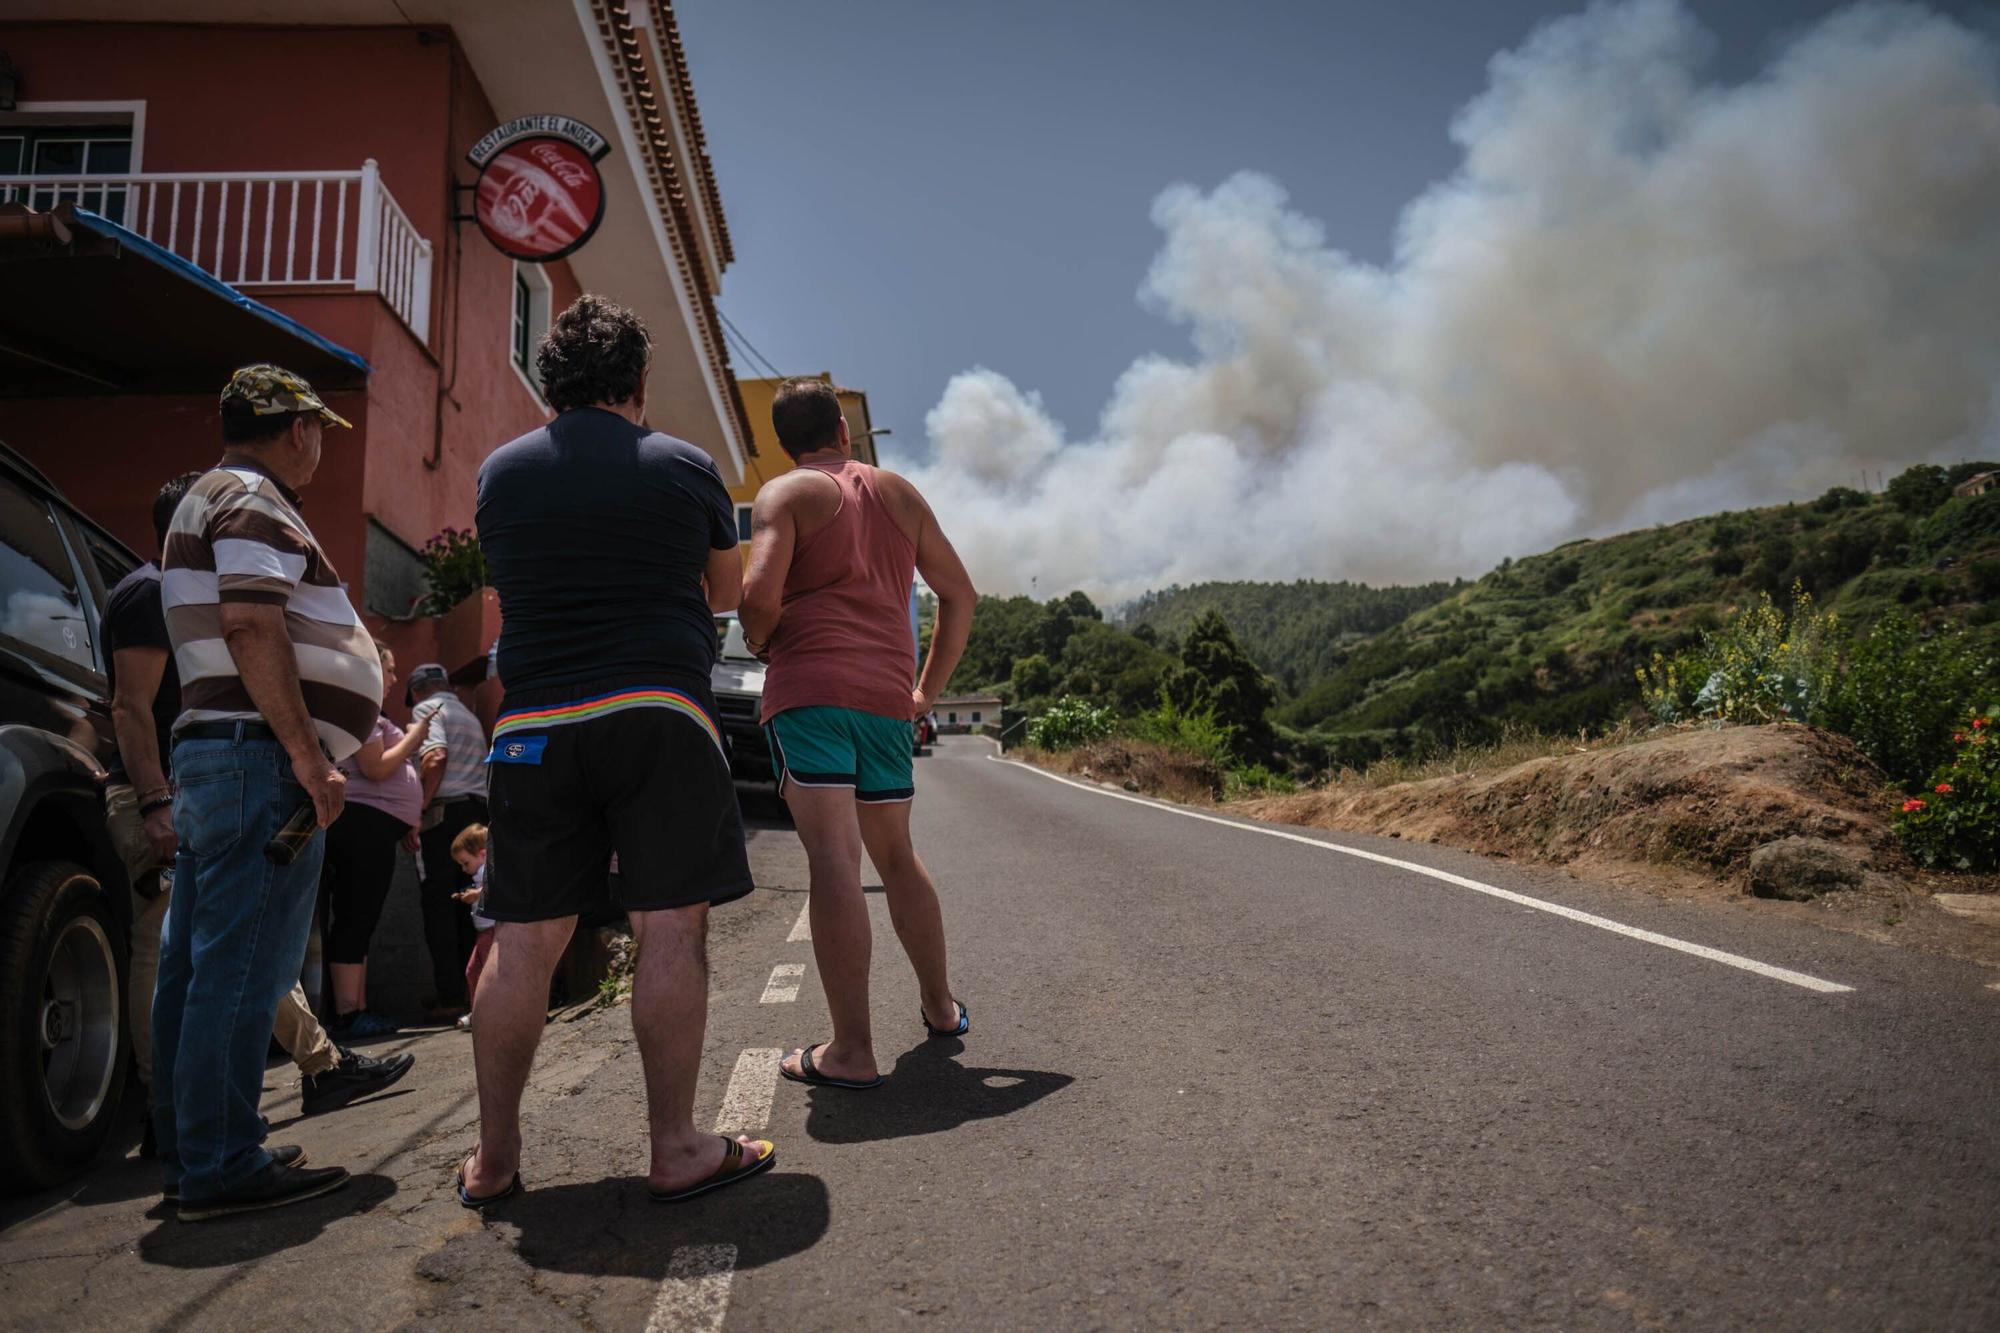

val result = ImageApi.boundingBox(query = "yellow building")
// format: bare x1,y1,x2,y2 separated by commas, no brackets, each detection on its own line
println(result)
730,375,882,547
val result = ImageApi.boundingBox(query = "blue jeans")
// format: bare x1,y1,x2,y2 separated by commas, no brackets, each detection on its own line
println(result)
152,731,325,1201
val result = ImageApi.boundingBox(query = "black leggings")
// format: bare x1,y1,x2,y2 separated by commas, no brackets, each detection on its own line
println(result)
319,801,411,965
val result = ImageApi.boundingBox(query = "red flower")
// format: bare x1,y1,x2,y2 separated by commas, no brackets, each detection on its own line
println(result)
1902,798,1927,813
1955,733,1967,743
1976,718,1989,730
1935,783,1954,795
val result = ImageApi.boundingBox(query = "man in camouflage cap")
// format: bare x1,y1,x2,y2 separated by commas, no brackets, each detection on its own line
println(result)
219,362,354,429
150,363,384,1220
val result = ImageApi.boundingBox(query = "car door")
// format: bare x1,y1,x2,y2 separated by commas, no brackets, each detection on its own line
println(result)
0,475,115,770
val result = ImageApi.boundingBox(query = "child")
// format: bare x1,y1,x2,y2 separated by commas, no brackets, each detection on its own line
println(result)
451,824,492,1032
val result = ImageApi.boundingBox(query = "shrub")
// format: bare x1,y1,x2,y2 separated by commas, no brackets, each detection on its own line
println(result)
1686,586,1843,725
1226,764,1299,798
1815,486,1869,513
1895,712,2000,871
1817,615,1995,787
1638,590,1995,786
418,526,487,616
1129,690,1234,765
1026,696,1116,751
1914,492,2000,559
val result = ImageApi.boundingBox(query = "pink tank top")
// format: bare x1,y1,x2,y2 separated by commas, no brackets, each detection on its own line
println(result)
760,461,917,723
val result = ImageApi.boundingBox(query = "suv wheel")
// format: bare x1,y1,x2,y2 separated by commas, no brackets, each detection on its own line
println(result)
0,861,128,1192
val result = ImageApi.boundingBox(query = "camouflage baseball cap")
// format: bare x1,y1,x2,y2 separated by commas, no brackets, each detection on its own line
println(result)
218,364,352,428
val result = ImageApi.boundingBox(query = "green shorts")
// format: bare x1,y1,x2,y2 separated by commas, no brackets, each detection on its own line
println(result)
764,706,915,804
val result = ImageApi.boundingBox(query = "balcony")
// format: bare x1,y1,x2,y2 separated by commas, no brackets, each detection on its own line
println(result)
0,160,432,344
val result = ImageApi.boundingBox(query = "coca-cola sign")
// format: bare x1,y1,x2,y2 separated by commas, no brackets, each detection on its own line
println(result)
468,116,610,263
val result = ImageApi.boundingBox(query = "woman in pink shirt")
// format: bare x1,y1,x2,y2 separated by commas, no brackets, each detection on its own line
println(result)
320,644,428,1037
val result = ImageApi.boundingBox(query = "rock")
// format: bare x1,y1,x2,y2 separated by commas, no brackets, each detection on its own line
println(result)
1123,779,1141,792
1932,894,2000,929
1748,837,1866,900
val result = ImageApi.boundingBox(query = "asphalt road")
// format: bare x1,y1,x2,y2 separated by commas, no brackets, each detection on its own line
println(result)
3,735,1997,1330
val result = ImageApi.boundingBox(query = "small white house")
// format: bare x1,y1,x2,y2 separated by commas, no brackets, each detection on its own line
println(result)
935,695,1002,734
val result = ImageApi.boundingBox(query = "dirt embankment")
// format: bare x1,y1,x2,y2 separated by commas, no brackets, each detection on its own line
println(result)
1025,726,2000,965
1236,725,1898,891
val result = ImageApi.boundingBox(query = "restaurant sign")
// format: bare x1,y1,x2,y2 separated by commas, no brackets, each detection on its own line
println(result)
467,116,611,263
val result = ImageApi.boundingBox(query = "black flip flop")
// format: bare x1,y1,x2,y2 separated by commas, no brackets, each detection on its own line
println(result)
649,1135,778,1203
779,1043,885,1090
923,999,970,1040
454,1151,522,1209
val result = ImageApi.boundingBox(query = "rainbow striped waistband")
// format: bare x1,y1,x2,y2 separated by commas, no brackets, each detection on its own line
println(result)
491,686,723,756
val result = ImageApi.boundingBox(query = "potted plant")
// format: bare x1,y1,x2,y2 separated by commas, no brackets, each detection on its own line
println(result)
420,527,498,672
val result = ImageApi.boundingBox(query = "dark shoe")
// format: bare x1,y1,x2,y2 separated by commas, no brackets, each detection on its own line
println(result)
301,1047,416,1116
166,1145,307,1205
139,1115,157,1161
177,1159,347,1221
328,1009,401,1039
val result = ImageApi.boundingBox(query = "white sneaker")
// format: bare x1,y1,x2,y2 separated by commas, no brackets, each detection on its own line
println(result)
455,1014,472,1032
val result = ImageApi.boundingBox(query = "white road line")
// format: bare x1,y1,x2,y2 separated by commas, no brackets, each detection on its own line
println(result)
787,898,812,942
647,1244,737,1333
714,1048,783,1133
760,962,806,1004
989,755,1856,995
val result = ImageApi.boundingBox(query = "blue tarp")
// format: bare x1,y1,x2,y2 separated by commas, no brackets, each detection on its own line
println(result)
66,207,370,378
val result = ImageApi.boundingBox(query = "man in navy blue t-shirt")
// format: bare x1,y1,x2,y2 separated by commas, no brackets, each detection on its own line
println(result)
459,295,771,1209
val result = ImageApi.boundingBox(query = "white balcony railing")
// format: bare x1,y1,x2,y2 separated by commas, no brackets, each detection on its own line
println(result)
0,160,432,344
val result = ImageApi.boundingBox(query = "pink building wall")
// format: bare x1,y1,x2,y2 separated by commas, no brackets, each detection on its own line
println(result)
0,22,587,717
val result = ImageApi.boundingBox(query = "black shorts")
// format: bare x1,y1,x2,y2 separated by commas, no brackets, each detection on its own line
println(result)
484,676,753,922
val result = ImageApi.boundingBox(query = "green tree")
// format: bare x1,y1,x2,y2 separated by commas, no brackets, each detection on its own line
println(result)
1886,463,1952,517
1163,610,1277,759
1057,621,1175,714
1060,590,1102,623
1009,652,1057,702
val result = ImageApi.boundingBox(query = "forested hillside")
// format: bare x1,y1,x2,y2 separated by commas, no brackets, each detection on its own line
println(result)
1273,465,2000,766
950,462,2000,778
1118,580,1459,695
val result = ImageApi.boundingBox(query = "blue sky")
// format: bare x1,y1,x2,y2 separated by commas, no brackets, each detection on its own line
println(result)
680,0,1992,463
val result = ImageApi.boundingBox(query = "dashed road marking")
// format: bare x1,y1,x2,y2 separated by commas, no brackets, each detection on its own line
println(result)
989,755,1856,996
787,899,812,942
760,963,806,1004
714,1047,783,1133
647,1243,737,1333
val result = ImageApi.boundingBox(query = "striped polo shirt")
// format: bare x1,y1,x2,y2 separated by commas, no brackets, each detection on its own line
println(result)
162,463,383,762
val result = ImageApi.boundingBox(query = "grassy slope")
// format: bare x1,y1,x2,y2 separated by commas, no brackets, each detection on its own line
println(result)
1184,490,2000,743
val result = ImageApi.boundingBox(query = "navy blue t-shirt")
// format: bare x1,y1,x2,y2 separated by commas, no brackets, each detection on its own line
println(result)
476,408,737,695
101,562,180,781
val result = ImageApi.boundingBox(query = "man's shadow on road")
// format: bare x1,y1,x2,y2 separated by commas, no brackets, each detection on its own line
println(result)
802,1039,1073,1145
500,1170,829,1278
136,1173,398,1268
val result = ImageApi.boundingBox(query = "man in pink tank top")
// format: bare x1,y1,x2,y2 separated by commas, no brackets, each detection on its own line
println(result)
741,378,978,1090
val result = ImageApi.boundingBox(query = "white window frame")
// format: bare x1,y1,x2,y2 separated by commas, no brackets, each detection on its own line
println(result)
4,101,147,170
509,261,553,405
734,503,753,544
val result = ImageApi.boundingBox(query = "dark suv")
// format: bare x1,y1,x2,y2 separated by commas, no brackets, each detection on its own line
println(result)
0,443,140,1193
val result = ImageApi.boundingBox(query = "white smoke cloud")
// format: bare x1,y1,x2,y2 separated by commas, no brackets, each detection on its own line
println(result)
911,0,2000,602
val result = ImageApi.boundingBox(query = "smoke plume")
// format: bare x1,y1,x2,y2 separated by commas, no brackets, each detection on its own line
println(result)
911,0,2000,601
